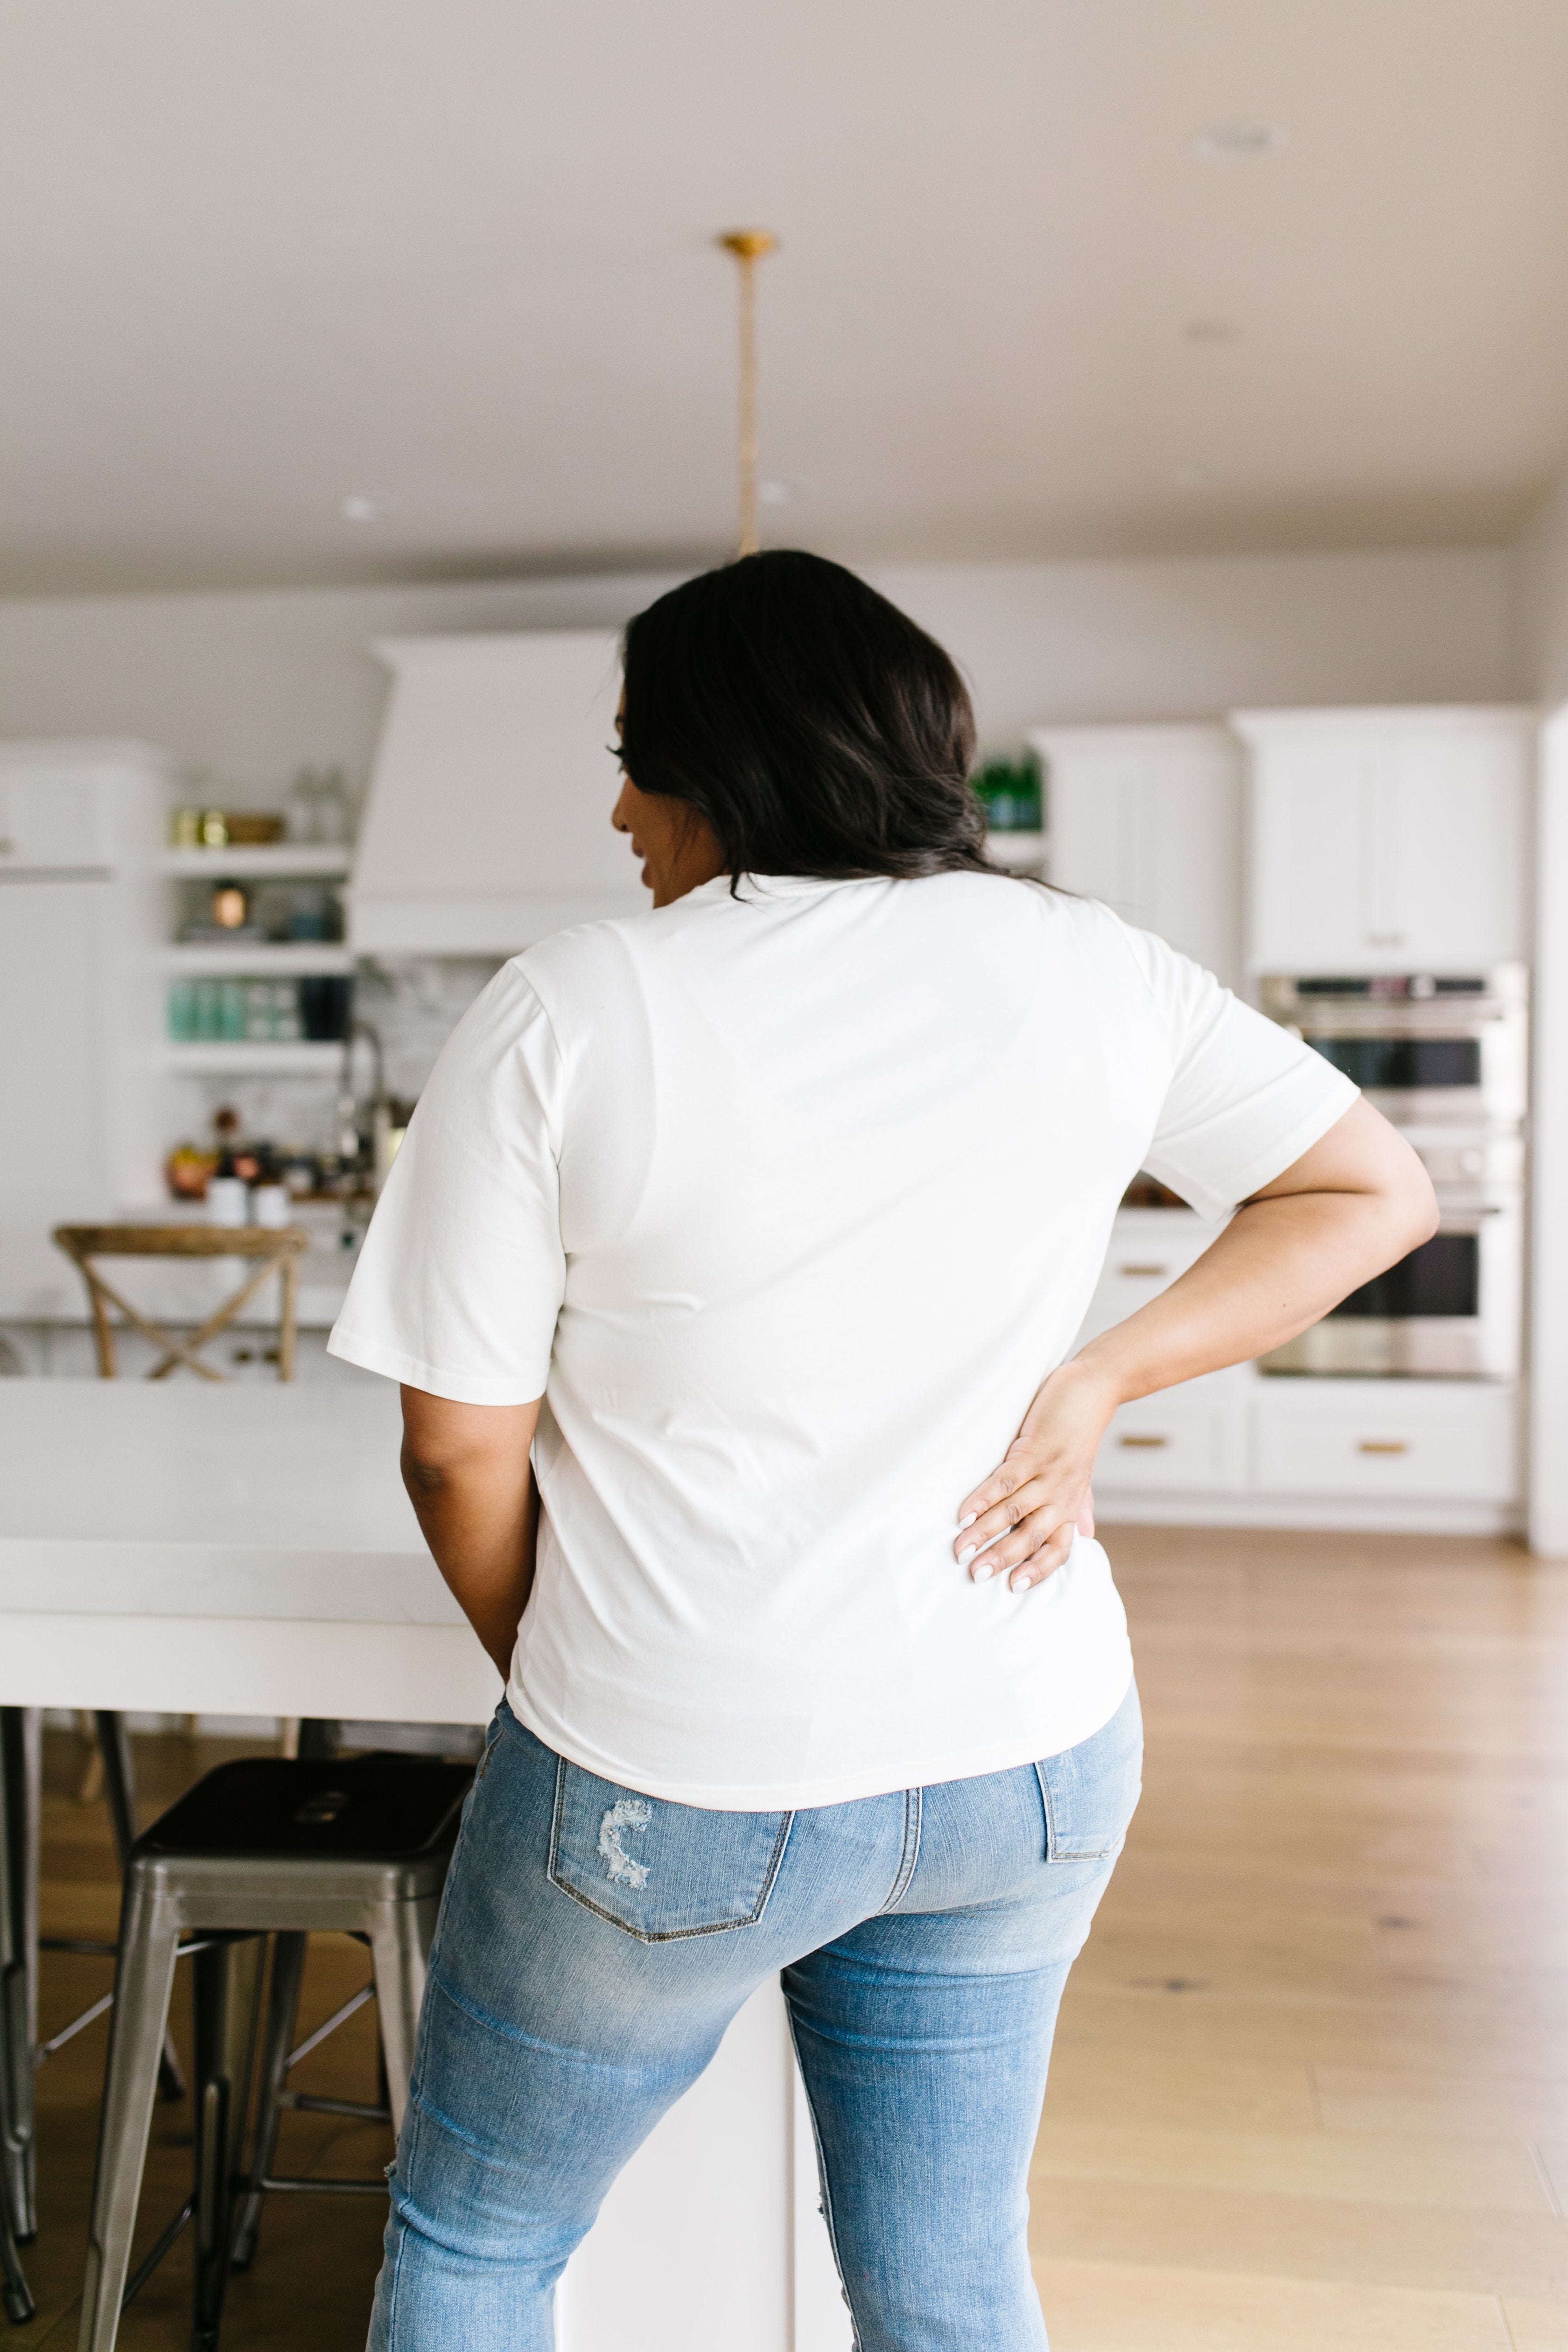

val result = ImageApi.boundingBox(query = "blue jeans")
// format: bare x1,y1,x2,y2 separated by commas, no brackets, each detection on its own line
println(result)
369,1681,1142,2351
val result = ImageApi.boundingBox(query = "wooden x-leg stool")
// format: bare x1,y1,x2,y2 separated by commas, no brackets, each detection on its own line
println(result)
52,1224,309,1382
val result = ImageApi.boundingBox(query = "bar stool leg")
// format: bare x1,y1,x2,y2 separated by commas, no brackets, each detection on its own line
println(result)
190,1936,264,2352
365,1896,439,2136
228,1932,308,2271
94,1715,186,2105
77,1874,182,2352
0,2169,32,2325
0,1709,40,2248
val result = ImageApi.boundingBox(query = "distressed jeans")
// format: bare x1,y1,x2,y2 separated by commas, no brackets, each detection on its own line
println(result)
367,1680,1142,2351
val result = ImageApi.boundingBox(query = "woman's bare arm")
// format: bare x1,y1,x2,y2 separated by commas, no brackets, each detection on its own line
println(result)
954,1099,1439,1594
399,1388,542,1678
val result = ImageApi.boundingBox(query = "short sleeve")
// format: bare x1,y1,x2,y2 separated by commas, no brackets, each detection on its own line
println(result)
327,964,567,1404
1117,922,1361,1224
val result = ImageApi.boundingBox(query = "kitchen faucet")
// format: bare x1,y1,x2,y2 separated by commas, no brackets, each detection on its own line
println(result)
336,1017,394,1198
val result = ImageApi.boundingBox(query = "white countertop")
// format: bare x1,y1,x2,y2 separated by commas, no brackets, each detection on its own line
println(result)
0,1378,496,1719
0,1376,849,2347
0,1378,455,1619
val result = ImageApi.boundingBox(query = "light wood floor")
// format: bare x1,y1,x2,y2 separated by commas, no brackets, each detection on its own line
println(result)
1033,1524,1568,2352
20,1525,1568,2346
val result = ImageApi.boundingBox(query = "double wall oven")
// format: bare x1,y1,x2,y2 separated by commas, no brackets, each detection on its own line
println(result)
1258,966,1526,1379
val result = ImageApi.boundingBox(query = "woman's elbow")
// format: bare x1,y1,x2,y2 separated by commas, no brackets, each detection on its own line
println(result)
1386,1150,1441,1257
400,1442,451,1504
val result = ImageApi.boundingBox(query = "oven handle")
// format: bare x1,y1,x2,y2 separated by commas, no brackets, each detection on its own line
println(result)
1428,1205,1509,1235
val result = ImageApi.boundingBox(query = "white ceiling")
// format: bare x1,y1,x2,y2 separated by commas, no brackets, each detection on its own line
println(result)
4,0,1568,593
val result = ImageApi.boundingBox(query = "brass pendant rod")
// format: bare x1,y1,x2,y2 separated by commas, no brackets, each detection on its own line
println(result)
719,230,777,558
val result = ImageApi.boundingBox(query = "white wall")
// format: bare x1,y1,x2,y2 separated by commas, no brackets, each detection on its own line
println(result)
882,548,1515,745
0,546,1516,795
1530,708,1568,1554
1515,464,1568,707
1514,463,1568,1554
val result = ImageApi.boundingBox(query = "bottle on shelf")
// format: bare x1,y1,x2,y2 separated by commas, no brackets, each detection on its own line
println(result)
286,766,319,844
971,754,1043,834
271,981,303,1041
313,766,353,846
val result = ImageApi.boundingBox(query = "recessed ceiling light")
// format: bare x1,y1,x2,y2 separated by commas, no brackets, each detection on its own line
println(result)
1196,121,1288,160
758,479,801,506
1183,317,1239,346
341,494,380,523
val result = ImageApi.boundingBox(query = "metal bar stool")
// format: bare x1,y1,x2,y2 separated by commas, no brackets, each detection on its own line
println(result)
77,1752,471,2352
3,1218,314,2319
0,1711,185,2329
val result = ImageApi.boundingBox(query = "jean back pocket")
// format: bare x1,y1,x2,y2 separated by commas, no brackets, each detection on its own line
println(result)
1036,1680,1144,1862
547,1759,794,1942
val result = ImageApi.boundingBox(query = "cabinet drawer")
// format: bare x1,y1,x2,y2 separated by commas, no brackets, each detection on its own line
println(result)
1254,1386,1518,1502
1095,1398,1241,1492
1074,1214,1219,1349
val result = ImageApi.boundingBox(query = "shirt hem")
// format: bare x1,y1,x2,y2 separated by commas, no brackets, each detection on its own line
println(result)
325,1323,548,1407
505,1658,1135,1812
1166,1074,1361,1224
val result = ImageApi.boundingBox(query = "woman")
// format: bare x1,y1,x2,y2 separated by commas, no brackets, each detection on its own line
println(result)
330,551,1435,2349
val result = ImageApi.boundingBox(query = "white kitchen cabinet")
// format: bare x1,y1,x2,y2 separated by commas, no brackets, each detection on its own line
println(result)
1073,1211,1248,1501
1072,1209,1521,1531
0,743,149,870
1253,1379,1518,1504
1030,723,1244,990
1095,1378,1248,1494
0,743,170,1317
1071,1207,1224,1351
1236,707,1533,975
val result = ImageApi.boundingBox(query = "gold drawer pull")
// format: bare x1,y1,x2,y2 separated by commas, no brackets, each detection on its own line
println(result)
1118,1264,1170,1279
1357,1439,1409,1455
1118,1433,1170,1449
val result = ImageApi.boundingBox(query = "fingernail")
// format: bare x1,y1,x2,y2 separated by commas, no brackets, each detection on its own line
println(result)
958,1513,977,1531
1011,1571,1033,1591
957,1546,977,1565
974,1560,998,1581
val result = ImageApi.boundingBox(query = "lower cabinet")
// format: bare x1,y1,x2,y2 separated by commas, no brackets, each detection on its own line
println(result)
1095,1377,1247,1493
1078,1211,1521,1530
1252,1379,1518,1503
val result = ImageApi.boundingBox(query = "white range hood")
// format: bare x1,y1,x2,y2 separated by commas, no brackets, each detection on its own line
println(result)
348,631,646,954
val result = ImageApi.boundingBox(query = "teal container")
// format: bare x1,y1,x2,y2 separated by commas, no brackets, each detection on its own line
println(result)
218,980,247,1041
194,980,221,1041
167,980,197,1041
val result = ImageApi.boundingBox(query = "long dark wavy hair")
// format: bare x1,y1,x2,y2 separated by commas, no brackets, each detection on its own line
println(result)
619,550,996,882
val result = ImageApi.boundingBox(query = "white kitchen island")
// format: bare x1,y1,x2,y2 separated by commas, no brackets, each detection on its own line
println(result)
0,1379,849,2351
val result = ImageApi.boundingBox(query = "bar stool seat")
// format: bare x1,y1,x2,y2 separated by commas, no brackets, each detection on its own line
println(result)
78,1754,472,2352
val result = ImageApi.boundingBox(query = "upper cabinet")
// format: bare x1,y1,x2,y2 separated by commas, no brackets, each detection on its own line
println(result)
1031,723,1244,991
0,741,166,872
1236,708,1534,976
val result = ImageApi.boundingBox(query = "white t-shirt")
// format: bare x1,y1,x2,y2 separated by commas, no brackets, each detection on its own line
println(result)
329,872,1356,1809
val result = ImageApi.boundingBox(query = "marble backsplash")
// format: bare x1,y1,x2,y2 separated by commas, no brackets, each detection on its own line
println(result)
183,953,503,1157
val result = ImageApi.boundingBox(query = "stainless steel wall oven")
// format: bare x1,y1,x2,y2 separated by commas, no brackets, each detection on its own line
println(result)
1258,967,1526,1379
